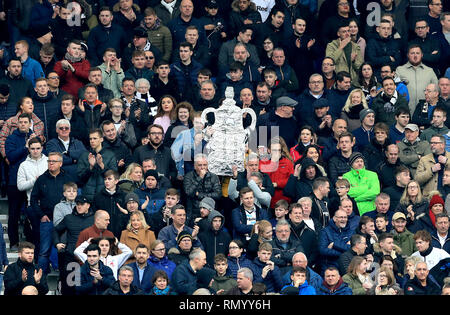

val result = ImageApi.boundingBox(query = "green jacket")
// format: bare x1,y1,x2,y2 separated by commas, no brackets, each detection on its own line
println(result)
342,273,367,295
343,168,380,215
392,229,417,258
98,63,125,98
211,275,238,293
325,39,363,85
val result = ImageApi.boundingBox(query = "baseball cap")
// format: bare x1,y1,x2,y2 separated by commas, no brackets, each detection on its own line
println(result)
404,124,419,132
133,27,148,38
313,98,330,109
75,195,89,204
206,0,219,8
392,212,406,221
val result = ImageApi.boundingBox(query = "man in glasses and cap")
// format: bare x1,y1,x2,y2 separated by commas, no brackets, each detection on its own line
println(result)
122,27,162,71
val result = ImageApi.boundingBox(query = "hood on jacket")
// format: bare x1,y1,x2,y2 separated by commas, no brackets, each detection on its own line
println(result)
373,242,403,256
207,209,225,230
297,157,321,180
231,0,257,13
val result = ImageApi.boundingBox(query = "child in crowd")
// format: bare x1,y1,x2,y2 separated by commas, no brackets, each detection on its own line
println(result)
210,253,237,294
281,266,316,295
53,182,78,226
270,199,289,229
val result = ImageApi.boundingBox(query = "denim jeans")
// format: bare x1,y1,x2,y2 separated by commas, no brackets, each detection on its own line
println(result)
38,221,53,274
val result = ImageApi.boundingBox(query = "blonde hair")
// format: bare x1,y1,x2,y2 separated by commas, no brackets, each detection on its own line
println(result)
269,136,293,163
342,88,368,113
126,211,149,231
399,180,424,206
251,220,272,243
119,163,144,183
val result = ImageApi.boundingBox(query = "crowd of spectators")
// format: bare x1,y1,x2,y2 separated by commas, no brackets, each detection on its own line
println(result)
0,0,449,296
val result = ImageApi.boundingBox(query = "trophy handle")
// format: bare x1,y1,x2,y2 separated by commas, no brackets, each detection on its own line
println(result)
201,107,216,125
242,108,257,131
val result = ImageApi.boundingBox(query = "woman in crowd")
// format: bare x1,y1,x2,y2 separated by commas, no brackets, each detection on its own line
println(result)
297,144,327,176
289,126,318,163
227,239,254,279
120,210,156,264
153,95,177,133
163,102,194,148
247,220,273,260
118,163,144,194
342,256,374,295
148,239,176,280
259,35,278,70
349,19,366,60
340,89,369,132
74,237,133,280
260,136,294,209
396,180,429,224
369,266,403,295
354,62,380,103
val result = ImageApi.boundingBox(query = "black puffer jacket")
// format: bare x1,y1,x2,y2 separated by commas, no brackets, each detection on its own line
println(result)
52,208,95,254
362,138,392,171
93,188,127,238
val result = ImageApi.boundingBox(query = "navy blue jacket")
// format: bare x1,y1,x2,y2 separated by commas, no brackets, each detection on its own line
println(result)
76,260,115,295
170,60,203,100
231,205,269,243
127,261,158,294
171,260,200,295
5,128,31,186
167,16,207,48
32,92,60,141
431,231,450,253
317,278,353,295
0,101,18,123
250,257,284,293
30,169,76,220
318,219,353,272
87,23,129,67
46,137,87,181
227,254,254,279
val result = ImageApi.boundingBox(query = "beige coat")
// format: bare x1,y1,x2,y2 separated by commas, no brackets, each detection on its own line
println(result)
325,39,363,84
120,227,156,264
414,151,450,198
395,62,438,114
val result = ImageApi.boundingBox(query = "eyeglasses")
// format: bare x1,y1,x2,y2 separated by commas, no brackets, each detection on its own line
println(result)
48,160,62,164
415,26,427,30
145,56,154,60
58,127,70,131
430,142,443,145
408,185,418,189
153,248,165,252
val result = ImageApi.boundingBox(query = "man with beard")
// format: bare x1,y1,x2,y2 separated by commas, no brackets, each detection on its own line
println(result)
396,45,438,114
126,244,157,294
133,124,177,180
0,59,33,107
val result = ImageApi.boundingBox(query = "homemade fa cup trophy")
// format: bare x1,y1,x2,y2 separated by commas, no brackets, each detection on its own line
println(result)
201,87,256,176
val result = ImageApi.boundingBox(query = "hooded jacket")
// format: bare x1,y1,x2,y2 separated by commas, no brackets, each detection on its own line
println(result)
198,210,232,268
343,167,380,215
283,157,321,201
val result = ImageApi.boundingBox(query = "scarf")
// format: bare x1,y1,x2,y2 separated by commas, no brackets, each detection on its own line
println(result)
64,52,82,63
152,285,171,295
140,18,161,31
381,90,398,114
160,0,176,14
429,209,437,227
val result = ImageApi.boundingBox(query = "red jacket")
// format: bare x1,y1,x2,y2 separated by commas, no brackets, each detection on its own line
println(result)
54,59,90,99
260,157,294,208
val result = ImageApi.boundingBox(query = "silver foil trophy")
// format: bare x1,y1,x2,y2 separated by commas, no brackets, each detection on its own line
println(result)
201,87,256,176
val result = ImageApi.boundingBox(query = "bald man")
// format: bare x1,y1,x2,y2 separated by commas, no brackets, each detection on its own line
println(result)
282,252,323,292
76,210,114,247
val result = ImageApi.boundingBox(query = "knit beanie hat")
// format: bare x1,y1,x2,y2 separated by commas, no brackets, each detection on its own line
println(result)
144,170,159,181
429,194,444,210
359,108,375,122
349,152,365,167
177,231,193,245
